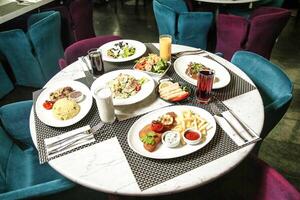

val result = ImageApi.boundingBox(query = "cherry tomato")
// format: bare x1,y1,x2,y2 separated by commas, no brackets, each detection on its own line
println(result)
170,92,189,102
136,84,141,91
43,101,54,110
151,120,164,132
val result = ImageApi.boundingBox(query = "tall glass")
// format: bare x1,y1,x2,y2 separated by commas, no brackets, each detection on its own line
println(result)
88,49,104,76
159,34,172,61
196,69,215,104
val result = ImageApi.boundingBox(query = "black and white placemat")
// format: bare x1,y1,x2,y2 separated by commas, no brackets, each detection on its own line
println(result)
33,78,115,164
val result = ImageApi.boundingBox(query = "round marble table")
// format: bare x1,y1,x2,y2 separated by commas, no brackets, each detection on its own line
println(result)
30,44,264,196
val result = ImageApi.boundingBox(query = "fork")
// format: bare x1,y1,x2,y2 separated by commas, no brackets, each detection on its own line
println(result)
171,49,206,59
211,103,249,143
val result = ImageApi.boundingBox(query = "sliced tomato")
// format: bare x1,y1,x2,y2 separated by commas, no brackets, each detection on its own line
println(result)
135,63,144,70
170,92,190,102
135,84,141,91
151,120,164,133
43,101,54,110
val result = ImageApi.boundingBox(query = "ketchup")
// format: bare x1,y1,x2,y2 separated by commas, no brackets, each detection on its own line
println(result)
184,130,200,140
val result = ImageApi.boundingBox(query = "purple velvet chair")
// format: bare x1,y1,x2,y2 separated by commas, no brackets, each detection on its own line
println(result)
217,155,300,200
216,7,291,60
59,35,122,69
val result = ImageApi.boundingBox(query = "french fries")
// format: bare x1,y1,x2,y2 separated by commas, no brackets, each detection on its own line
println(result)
172,110,209,145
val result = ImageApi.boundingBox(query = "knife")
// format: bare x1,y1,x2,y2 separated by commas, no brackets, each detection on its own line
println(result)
46,122,104,150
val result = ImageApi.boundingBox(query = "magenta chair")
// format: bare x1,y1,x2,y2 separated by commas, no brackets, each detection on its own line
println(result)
58,35,121,69
217,155,300,200
216,7,290,60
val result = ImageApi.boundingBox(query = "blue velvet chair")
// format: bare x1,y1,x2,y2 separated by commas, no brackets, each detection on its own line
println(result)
0,63,14,99
0,11,62,88
231,51,293,139
0,101,75,199
153,0,213,49
27,11,63,83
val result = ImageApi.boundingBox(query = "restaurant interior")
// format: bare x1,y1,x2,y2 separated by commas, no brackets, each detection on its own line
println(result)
0,0,299,199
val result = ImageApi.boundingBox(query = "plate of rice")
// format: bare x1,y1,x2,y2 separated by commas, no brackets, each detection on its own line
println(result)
35,80,93,127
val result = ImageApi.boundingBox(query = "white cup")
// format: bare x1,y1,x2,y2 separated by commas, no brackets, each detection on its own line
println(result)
93,87,116,123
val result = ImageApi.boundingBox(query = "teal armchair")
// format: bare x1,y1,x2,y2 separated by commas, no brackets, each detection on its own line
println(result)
231,51,293,139
153,0,213,49
0,11,62,88
0,63,14,99
0,101,75,199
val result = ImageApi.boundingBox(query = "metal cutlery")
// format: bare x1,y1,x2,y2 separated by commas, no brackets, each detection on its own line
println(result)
172,49,206,58
46,122,104,154
213,97,258,138
211,103,249,143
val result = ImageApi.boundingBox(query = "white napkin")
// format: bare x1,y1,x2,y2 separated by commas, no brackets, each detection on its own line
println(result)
214,111,259,146
44,125,95,159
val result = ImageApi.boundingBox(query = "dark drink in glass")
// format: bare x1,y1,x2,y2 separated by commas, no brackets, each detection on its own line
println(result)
88,49,104,76
196,69,215,104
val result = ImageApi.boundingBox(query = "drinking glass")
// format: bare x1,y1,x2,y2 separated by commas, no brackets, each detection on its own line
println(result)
87,48,104,76
196,69,215,104
159,34,172,61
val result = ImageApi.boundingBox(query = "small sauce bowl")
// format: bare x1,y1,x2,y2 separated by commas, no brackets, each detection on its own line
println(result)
162,131,180,148
183,129,201,145
69,91,84,102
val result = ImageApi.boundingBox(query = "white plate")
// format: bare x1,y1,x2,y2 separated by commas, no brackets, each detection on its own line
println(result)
99,39,147,62
35,80,93,127
127,105,216,159
174,55,231,89
90,69,155,106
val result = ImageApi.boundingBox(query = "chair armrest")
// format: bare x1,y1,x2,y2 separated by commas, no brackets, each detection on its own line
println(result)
0,178,74,200
0,100,34,149
177,12,213,49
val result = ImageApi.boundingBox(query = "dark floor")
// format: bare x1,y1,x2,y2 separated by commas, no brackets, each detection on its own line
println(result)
1,0,300,199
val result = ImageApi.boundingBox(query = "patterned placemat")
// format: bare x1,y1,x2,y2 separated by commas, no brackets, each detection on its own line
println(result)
33,78,115,164
146,43,256,101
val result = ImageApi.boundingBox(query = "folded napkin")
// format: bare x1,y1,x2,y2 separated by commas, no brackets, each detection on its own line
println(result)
44,125,95,159
214,111,260,146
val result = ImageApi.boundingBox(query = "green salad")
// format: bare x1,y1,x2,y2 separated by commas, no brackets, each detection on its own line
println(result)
135,54,168,74
107,41,136,59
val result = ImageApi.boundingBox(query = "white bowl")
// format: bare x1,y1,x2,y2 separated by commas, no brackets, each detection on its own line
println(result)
183,129,201,145
133,61,171,78
161,131,180,148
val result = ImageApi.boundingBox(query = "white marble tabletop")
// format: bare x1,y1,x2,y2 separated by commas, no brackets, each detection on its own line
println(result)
0,0,55,24
29,44,264,196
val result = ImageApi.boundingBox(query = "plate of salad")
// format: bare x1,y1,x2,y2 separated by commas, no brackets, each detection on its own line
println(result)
99,40,146,62
90,69,155,106
134,54,171,77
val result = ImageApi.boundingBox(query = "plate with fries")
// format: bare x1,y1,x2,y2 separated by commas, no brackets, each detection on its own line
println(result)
127,105,216,159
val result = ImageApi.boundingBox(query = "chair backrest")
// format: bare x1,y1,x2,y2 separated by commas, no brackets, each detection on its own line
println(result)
0,29,45,87
246,7,291,59
153,0,212,49
253,157,300,200
69,0,95,41
216,14,249,60
27,11,62,82
231,51,293,138
62,35,122,66
0,62,14,99
0,126,13,193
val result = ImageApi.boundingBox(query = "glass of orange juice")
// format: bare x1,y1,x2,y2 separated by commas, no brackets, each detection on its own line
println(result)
159,34,172,61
